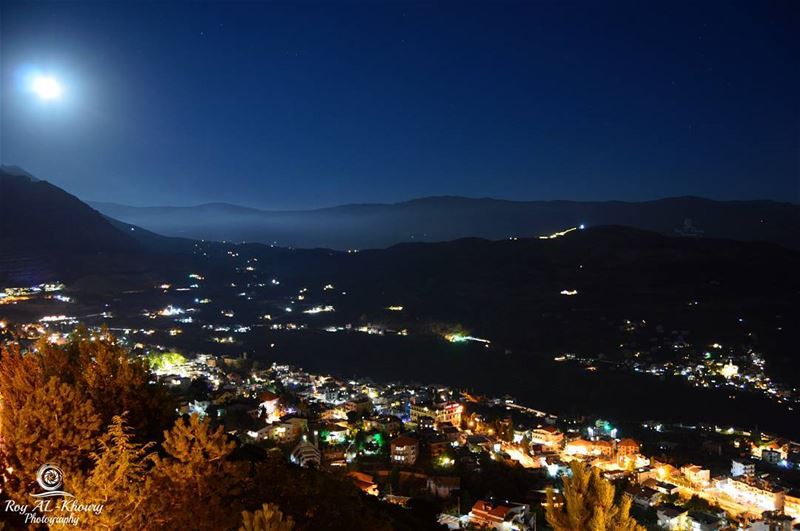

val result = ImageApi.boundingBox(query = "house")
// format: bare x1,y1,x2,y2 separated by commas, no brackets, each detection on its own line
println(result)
681,464,711,486
467,434,492,453
656,504,688,530
364,415,402,435
623,485,660,508
715,476,785,512
427,435,451,458
617,438,640,457
317,422,349,444
469,500,511,529
531,426,564,448
390,435,419,465
258,390,281,422
564,438,594,456
564,438,613,457
427,476,460,498
268,417,307,442
594,439,614,457
439,424,464,445
347,471,379,496
343,395,373,416
745,511,794,531
761,449,782,464
290,438,321,468
634,465,657,484
643,479,679,496
731,458,755,478
409,401,463,427
686,511,725,531
468,500,530,530
783,490,800,521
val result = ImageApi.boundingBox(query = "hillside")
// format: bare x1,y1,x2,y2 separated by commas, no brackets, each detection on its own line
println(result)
0,166,188,285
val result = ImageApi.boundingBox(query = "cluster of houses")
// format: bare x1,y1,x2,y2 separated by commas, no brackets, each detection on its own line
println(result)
157,356,800,530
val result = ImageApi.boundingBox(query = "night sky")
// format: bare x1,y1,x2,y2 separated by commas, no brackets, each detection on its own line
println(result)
1,1,797,209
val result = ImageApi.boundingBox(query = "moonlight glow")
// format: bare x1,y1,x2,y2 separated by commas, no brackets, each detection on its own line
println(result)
31,76,63,100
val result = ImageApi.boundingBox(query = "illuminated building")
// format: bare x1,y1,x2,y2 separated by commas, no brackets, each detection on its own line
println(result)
390,435,419,465
716,476,785,513
751,439,789,461
364,415,402,436
748,512,795,531
343,395,373,416
656,505,688,530
347,471,379,496
616,438,640,457
290,437,321,468
468,500,530,530
680,464,710,487
409,401,463,427
565,438,593,456
783,492,800,521
565,438,613,457
530,426,564,448
731,459,756,478
470,500,511,529
318,423,349,444
258,390,281,422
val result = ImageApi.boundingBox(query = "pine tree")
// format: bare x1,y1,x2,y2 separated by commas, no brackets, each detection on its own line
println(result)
240,503,295,531
0,331,172,508
148,414,246,530
37,327,173,439
65,415,156,530
545,461,646,531
0,373,101,501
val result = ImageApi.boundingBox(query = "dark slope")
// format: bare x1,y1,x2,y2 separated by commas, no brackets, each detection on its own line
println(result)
91,195,800,250
0,168,188,286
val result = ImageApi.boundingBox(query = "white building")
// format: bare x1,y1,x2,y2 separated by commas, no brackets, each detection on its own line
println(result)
731,459,755,478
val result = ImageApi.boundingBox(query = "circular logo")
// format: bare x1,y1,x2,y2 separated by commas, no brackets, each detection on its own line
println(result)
36,464,64,492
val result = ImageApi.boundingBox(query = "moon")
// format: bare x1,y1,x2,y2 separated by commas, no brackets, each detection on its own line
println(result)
32,75,63,100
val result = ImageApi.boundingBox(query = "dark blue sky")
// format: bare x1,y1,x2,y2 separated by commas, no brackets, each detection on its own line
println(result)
1,1,798,208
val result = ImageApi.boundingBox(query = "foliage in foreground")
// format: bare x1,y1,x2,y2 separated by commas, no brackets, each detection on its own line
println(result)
0,329,439,530
545,461,646,531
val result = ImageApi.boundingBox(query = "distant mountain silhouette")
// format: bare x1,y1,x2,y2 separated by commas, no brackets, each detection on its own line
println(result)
90,195,800,250
4,168,799,436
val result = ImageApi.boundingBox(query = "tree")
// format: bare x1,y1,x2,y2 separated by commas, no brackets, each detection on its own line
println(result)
38,327,174,439
240,503,295,531
545,461,646,531
0,330,175,502
148,414,247,530
0,372,101,501
66,415,156,530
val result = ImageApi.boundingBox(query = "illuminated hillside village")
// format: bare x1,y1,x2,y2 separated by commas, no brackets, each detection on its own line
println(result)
3,279,800,530
118,349,800,530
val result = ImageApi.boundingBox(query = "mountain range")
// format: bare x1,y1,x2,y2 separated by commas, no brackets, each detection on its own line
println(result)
3,166,800,427
90,195,800,250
